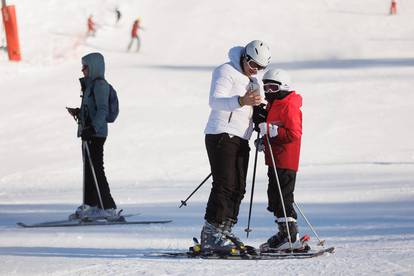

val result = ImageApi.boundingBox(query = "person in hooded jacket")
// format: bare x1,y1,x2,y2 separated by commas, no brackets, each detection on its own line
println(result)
200,40,271,253
67,52,118,220
256,69,304,252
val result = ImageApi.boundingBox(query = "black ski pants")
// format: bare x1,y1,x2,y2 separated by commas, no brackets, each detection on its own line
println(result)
83,137,117,209
204,133,250,224
267,167,297,220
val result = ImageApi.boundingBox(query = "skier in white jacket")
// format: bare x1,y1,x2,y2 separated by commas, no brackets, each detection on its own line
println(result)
201,40,271,253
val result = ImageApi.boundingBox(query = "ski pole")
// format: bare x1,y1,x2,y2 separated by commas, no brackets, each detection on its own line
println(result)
179,173,212,208
84,141,105,209
82,141,86,205
293,202,325,246
245,131,260,238
265,134,293,251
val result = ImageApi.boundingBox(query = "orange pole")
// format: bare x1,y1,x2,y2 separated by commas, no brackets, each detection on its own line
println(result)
2,5,21,61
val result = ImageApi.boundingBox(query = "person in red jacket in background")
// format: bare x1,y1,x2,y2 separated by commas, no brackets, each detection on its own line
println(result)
389,0,397,15
87,15,96,37
256,69,304,252
127,18,141,52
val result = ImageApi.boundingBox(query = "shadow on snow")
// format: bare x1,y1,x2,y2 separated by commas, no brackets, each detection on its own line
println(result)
1,199,413,236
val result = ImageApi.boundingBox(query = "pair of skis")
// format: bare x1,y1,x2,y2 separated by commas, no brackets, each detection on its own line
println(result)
147,237,335,260
17,213,172,228
17,219,172,228
150,247,335,260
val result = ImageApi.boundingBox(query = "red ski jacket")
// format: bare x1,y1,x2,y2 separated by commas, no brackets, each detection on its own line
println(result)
87,17,95,32
131,20,140,37
264,91,302,172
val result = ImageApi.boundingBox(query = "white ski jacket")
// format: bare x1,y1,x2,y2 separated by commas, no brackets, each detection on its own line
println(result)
204,46,263,140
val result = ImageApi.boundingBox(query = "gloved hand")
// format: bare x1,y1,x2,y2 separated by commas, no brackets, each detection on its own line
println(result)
248,82,260,93
253,103,267,130
254,138,265,152
259,122,278,138
66,107,80,121
81,126,96,141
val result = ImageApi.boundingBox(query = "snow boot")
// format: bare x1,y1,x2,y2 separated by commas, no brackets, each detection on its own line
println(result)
200,221,239,255
104,208,124,221
68,204,97,220
260,217,304,252
222,218,245,249
79,207,122,221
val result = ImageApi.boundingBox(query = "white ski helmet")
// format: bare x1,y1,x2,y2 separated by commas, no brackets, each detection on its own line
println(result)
244,40,271,68
263,69,291,91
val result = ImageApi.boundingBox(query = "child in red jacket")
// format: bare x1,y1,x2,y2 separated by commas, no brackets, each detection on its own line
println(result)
258,69,304,252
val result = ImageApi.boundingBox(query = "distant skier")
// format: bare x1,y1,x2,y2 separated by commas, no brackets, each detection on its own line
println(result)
127,18,141,52
256,69,304,252
87,15,96,37
389,0,397,15
67,52,118,220
115,7,122,23
201,40,271,253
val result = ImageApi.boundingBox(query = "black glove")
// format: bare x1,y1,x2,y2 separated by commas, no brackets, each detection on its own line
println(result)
254,137,265,152
79,77,86,93
66,107,80,121
253,103,267,131
81,126,96,141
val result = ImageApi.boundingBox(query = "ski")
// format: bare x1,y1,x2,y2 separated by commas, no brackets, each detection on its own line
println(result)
45,213,142,226
147,246,334,260
259,246,335,259
17,217,172,228
17,220,172,228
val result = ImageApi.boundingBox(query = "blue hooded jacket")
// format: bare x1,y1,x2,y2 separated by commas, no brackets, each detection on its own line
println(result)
78,52,109,138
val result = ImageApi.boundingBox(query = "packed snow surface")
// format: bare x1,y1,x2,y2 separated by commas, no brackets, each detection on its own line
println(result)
1,0,413,275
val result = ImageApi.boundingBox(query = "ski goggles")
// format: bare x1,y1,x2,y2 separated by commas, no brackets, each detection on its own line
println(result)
263,82,282,93
246,55,266,71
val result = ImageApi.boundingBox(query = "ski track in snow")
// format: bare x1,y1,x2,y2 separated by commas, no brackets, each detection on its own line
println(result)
1,0,414,275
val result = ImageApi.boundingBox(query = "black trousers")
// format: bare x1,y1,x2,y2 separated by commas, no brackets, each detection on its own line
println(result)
267,167,297,220
204,133,250,224
83,137,117,209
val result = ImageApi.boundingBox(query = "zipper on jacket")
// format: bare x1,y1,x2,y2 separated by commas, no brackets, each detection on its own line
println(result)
228,112,233,123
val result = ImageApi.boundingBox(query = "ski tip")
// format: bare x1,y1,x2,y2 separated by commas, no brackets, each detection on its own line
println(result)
16,222,27,227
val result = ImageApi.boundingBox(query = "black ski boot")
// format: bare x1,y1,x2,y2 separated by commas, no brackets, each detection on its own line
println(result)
260,218,304,252
200,220,239,255
222,218,245,249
